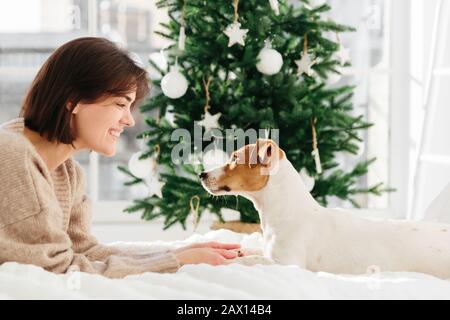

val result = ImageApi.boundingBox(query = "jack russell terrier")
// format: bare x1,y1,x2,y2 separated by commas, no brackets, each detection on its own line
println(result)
200,139,450,279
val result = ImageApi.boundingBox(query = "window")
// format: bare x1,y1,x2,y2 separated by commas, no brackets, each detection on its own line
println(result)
409,0,450,219
319,0,391,210
0,0,411,219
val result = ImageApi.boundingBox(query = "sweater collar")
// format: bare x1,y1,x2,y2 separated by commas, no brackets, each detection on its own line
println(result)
0,117,25,132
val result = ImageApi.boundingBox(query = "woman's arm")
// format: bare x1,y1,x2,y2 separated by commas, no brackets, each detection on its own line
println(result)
68,160,173,261
68,193,173,261
0,208,180,278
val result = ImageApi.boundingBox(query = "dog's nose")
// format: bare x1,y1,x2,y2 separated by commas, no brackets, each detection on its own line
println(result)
199,172,208,180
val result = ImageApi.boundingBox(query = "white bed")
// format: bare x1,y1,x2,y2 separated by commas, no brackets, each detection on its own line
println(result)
1,229,450,300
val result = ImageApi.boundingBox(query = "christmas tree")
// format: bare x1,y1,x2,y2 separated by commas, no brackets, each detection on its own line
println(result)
119,0,388,230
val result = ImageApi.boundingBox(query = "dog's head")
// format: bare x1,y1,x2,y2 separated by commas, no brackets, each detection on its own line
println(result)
199,139,285,196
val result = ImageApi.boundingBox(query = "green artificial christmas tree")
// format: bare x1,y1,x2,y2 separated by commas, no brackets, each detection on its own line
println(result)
119,0,388,230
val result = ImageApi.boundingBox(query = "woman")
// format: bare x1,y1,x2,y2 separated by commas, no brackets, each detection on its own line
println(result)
0,37,241,279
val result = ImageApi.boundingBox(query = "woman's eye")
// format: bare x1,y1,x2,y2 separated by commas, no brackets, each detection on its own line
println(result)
116,103,126,108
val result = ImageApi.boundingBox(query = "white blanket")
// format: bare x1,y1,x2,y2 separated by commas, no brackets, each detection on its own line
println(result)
1,229,450,300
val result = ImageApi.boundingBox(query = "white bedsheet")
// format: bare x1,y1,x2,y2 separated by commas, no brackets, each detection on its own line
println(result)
1,229,450,300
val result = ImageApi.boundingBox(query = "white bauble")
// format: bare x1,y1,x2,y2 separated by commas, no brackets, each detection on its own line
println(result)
161,65,188,99
202,149,229,171
128,151,156,178
256,47,283,75
299,168,315,192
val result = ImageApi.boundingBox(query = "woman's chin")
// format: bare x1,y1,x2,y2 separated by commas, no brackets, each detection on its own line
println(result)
95,146,116,157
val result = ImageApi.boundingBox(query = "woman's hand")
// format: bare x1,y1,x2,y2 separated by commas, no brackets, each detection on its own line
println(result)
172,241,241,254
174,247,240,266
172,242,243,266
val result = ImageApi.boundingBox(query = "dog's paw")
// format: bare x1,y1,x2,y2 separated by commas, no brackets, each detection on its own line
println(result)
230,255,275,266
234,248,264,257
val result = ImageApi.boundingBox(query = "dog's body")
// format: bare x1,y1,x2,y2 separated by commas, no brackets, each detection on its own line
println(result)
201,140,450,278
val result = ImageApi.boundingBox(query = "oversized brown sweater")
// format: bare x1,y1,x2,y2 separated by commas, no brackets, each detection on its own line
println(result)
0,118,180,278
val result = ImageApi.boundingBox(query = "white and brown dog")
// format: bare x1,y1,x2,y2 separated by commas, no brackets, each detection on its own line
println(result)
200,139,450,278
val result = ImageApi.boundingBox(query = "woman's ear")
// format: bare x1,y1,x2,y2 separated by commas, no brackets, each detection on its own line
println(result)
67,102,80,114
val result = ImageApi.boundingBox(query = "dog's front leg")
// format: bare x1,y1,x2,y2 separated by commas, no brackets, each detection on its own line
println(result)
230,255,276,266
269,243,307,268
229,248,275,266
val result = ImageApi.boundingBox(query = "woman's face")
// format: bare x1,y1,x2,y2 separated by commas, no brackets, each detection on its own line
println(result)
71,91,136,156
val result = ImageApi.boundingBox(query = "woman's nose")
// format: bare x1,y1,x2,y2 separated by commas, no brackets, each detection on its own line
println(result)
121,108,135,128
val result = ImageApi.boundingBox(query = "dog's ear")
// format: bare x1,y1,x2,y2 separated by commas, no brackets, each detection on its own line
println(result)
257,140,273,166
257,139,284,175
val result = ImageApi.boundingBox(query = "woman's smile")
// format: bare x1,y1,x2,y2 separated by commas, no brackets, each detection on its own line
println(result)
108,128,123,142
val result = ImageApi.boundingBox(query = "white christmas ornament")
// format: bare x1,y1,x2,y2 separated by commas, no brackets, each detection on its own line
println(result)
311,148,323,174
165,105,176,126
295,51,316,77
256,43,283,75
147,176,165,198
299,168,315,192
268,0,280,15
161,64,188,99
128,151,157,178
178,26,186,51
335,44,351,65
202,149,229,171
198,111,221,130
223,22,249,47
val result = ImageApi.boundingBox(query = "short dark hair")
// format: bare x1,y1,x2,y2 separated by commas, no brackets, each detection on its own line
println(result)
20,37,149,144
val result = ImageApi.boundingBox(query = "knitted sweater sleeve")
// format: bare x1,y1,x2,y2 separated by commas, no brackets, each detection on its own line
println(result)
0,144,180,279
67,161,174,261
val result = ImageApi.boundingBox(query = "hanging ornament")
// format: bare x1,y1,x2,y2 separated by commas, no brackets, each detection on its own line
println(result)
268,0,280,15
311,118,323,174
165,105,176,126
189,195,201,231
202,148,229,171
334,33,351,66
223,0,248,47
128,151,157,179
299,168,315,192
335,45,351,66
178,26,186,51
256,41,284,75
198,110,222,131
198,77,222,130
161,63,188,99
295,34,317,77
147,176,165,198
